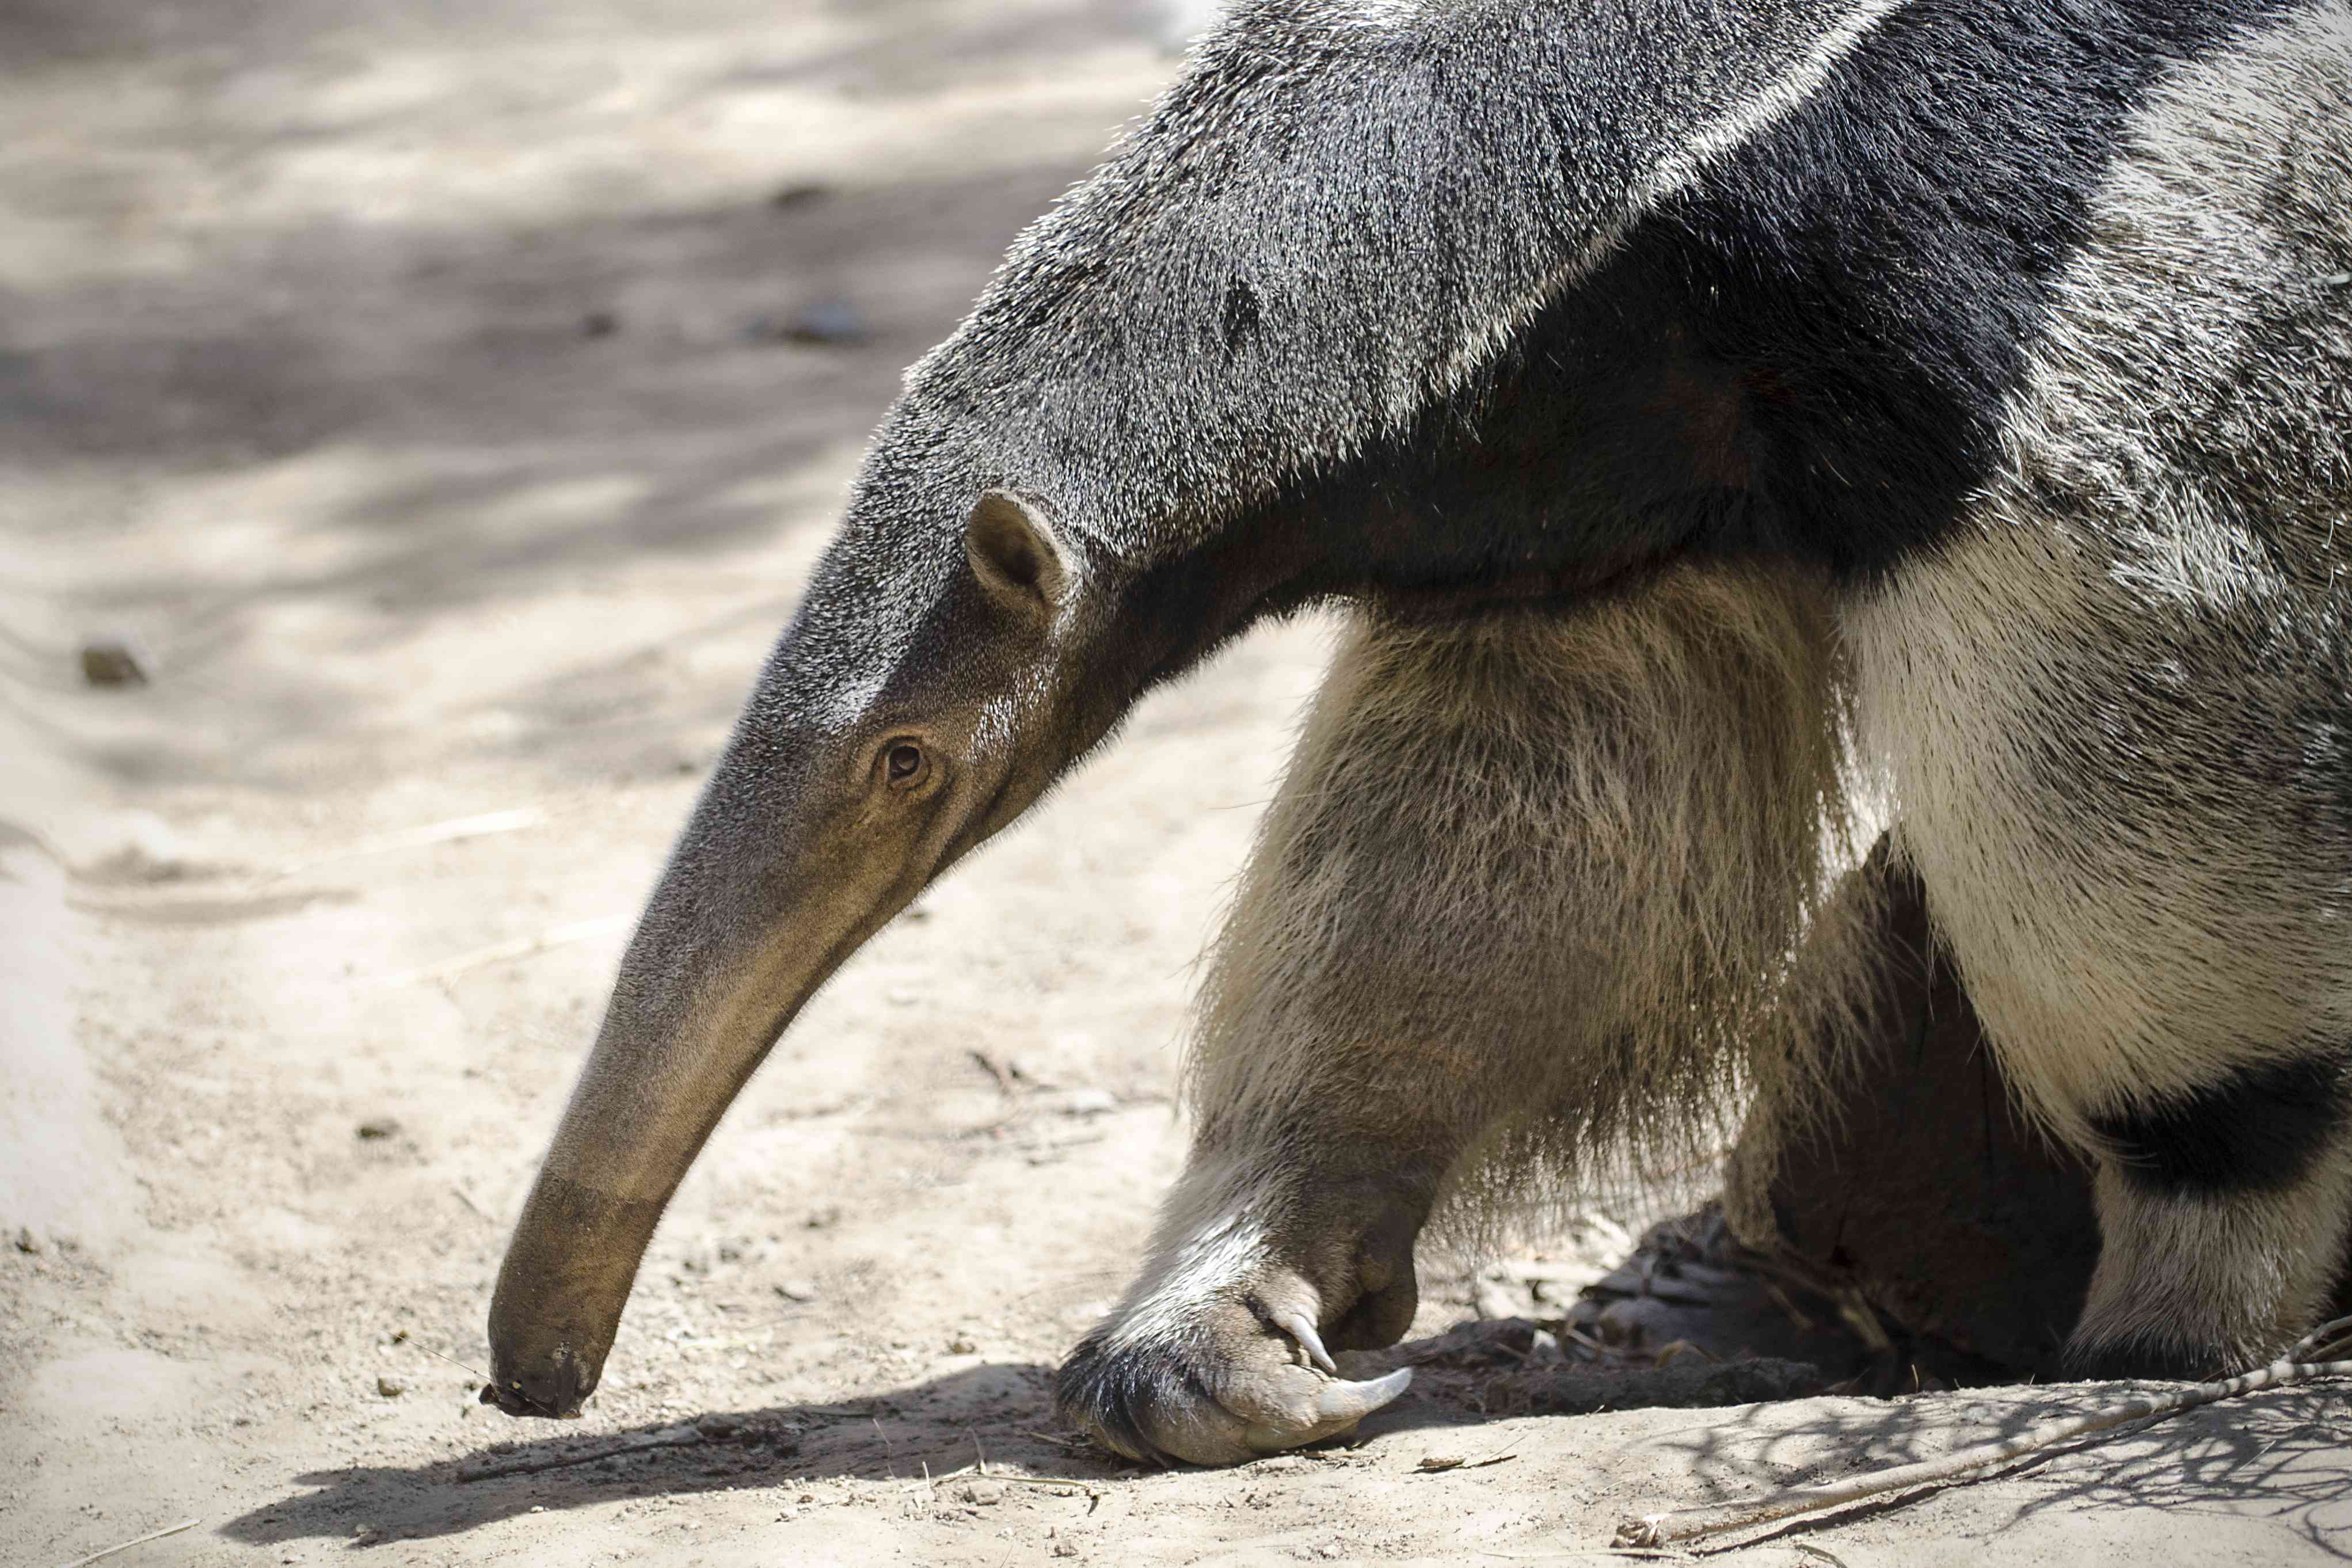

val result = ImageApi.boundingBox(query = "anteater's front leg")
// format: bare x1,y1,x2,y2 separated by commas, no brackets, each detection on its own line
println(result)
1057,567,1851,1463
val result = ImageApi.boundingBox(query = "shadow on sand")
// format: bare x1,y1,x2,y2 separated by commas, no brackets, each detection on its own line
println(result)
218,1330,2352,1555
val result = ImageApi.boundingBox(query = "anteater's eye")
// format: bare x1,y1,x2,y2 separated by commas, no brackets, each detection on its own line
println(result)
884,741,927,786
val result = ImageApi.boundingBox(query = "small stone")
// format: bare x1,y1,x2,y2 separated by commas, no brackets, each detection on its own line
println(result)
77,813,192,884
13,1227,40,1254
79,638,147,688
375,1376,406,1398
803,1207,840,1231
774,1280,819,1303
945,1334,977,1354
695,1413,739,1438
1051,1542,1081,1559
770,181,833,210
355,1118,401,1141
749,299,869,347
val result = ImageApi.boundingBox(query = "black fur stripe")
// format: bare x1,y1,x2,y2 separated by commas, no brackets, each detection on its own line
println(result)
2091,1052,2352,1196
1253,0,2301,611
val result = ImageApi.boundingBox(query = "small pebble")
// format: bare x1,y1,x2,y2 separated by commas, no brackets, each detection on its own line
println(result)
79,638,148,688
13,1227,40,1254
355,1118,401,1141
375,1376,406,1398
769,181,833,210
749,299,870,347
774,1280,819,1303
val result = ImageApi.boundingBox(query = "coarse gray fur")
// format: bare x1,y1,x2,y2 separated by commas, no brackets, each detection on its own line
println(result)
785,0,1906,734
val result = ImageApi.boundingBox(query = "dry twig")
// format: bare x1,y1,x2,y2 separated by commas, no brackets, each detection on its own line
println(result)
989,1474,1106,1499
55,1518,200,1568
1416,1447,1519,1473
920,1448,1109,1508
968,1049,1018,1096
1613,1314,2352,1549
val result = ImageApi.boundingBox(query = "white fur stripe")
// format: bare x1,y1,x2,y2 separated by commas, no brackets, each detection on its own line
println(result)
1423,0,1911,422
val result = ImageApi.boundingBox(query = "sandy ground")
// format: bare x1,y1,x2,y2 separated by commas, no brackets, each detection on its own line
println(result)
3,3,2349,1565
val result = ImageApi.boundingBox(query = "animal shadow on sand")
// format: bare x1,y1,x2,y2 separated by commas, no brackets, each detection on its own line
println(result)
219,1325,1807,1551
219,1321,2352,1553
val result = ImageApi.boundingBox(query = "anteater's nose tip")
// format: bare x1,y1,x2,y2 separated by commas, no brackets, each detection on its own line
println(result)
478,1380,579,1418
478,1378,588,1418
480,1345,593,1419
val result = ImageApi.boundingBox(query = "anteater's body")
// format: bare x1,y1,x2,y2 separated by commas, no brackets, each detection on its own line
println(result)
484,0,2352,1467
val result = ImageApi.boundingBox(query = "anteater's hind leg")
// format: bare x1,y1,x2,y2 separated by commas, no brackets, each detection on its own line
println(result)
1056,564,1854,1464
1845,8,2352,1379
1852,522,2352,1377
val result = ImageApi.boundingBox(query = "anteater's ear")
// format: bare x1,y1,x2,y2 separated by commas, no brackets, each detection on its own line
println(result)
964,490,1071,615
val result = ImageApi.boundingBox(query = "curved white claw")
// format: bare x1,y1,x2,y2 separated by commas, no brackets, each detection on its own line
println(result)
1239,1366,1413,1458
1315,1366,1413,1425
1274,1308,1339,1375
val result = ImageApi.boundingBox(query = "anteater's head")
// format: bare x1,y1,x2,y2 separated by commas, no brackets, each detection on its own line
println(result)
481,478,1259,1417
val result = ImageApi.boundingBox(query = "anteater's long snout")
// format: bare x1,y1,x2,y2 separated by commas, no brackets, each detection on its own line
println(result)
482,759,892,1419
484,908,844,1417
